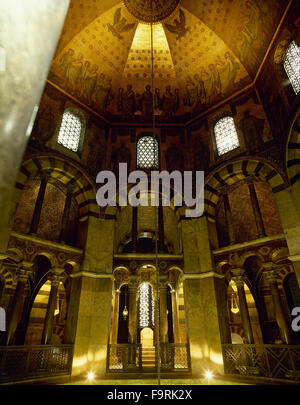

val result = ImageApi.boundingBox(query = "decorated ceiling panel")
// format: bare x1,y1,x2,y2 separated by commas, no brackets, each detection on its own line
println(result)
48,0,289,122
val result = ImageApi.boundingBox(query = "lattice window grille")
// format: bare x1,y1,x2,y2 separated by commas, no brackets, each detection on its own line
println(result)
214,116,239,156
137,136,159,169
284,41,300,95
57,111,82,152
139,282,154,329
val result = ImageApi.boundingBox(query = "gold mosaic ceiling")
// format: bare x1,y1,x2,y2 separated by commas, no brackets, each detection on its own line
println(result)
123,0,180,23
48,0,289,122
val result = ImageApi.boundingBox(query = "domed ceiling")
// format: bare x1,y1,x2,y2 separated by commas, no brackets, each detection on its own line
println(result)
48,0,289,123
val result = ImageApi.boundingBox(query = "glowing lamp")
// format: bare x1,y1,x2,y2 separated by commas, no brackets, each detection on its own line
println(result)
123,305,128,320
87,371,94,381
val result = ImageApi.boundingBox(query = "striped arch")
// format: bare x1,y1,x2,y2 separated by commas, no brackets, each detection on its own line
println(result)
0,267,14,289
287,107,300,185
204,158,288,220
274,264,294,286
15,154,99,220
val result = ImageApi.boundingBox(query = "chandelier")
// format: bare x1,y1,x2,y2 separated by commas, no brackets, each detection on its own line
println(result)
230,292,239,314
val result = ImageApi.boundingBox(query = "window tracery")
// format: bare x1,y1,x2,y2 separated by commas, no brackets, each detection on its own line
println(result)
137,136,159,169
214,116,239,156
57,110,84,152
284,40,300,95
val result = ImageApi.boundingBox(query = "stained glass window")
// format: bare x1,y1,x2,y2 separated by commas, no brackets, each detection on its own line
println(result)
138,282,154,329
57,110,84,152
214,116,239,156
284,41,300,95
137,136,159,169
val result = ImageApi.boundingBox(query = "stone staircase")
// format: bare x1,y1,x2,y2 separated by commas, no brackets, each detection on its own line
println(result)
142,347,156,368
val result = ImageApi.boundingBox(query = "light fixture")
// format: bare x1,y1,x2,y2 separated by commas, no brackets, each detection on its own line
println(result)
205,370,213,380
123,289,128,320
123,305,128,320
230,292,239,314
87,371,94,381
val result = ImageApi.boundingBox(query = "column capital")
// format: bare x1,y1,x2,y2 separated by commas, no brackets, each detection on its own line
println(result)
66,182,77,194
265,270,279,283
231,268,246,287
49,273,63,287
17,262,34,281
263,262,281,282
40,170,51,182
231,268,245,277
128,277,138,291
245,175,256,185
219,185,230,196
159,284,169,293
52,267,65,276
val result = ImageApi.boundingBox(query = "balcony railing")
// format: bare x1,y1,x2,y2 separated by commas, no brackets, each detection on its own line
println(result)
0,345,73,383
167,343,191,371
106,343,191,373
222,344,300,381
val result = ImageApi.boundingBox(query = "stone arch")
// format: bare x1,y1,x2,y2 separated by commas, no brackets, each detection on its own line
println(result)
31,251,57,269
204,157,288,220
166,266,183,290
113,266,130,289
286,107,300,186
274,264,294,287
0,267,14,289
242,253,264,290
136,264,156,289
14,153,99,221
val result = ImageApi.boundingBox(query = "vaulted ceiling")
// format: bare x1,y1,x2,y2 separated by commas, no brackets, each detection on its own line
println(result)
48,0,289,122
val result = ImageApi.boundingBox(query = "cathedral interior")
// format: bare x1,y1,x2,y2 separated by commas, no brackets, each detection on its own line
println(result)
1,0,300,385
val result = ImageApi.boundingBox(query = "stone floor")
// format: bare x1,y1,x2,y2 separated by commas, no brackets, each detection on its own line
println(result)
63,376,250,385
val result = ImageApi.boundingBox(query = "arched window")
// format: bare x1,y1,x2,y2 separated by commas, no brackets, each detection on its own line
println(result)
214,116,239,156
137,135,159,169
138,282,154,329
57,109,85,152
284,41,300,95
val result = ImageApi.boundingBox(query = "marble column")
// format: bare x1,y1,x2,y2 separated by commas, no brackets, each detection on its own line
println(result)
0,0,70,254
247,180,266,238
222,192,236,245
232,269,254,344
159,284,169,366
132,207,138,253
265,264,292,344
158,204,165,253
60,184,73,243
29,173,49,234
110,288,120,345
171,288,181,344
168,269,181,343
273,187,300,287
5,263,33,345
41,272,62,345
184,275,228,375
128,282,137,366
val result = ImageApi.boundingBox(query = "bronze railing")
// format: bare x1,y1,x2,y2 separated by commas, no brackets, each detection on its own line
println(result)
107,344,143,372
0,345,73,383
106,343,191,373
222,344,300,381
167,343,191,371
